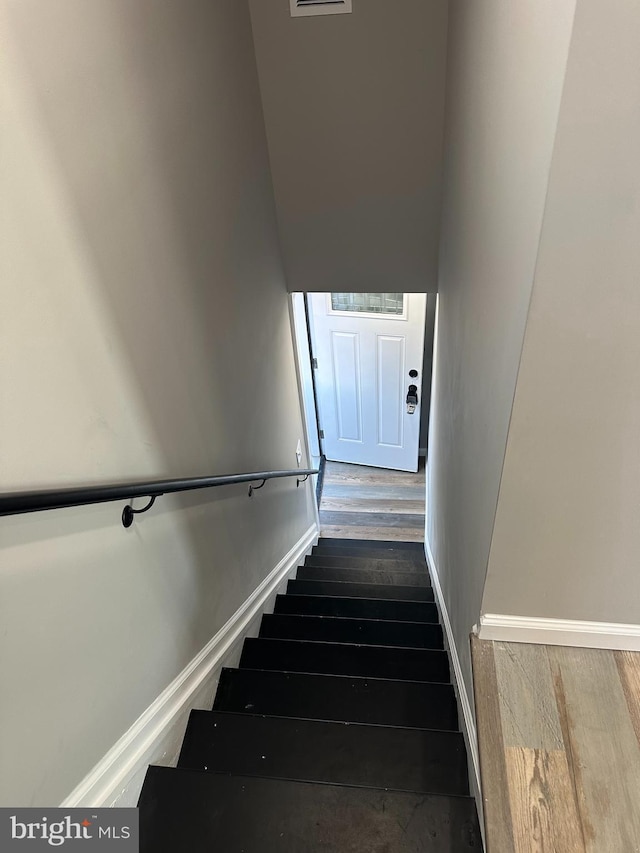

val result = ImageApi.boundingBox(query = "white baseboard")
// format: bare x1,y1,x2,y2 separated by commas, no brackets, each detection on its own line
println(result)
479,613,640,650
61,523,319,808
424,536,481,803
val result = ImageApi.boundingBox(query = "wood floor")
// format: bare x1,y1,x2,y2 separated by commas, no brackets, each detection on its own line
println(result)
472,636,640,852
318,461,425,542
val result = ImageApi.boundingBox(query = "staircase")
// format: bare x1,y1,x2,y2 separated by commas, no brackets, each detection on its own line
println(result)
138,537,482,851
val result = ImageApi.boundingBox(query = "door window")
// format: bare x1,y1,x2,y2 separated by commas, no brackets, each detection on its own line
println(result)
329,292,405,318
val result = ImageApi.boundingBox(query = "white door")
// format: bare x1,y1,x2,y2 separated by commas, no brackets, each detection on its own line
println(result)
308,292,426,473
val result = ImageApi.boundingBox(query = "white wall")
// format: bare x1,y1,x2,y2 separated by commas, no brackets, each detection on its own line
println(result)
248,0,449,293
427,0,576,704
0,0,316,806
483,0,640,627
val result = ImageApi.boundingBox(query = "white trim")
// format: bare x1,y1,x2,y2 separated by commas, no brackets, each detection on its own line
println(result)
289,293,321,460
424,536,481,797
61,524,319,808
479,613,640,650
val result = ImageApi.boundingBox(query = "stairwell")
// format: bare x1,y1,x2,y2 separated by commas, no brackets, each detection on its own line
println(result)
138,538,482,851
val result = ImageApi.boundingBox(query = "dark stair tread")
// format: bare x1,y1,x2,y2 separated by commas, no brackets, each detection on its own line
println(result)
240,637,450,682
178,711,469,796
274,593,438,622
312,544,428,562
139,767,482,853
318,537,424,552
213,667,459,730
297,565,431,587
288,578,434,601
306,554,428,572
259,613,443,649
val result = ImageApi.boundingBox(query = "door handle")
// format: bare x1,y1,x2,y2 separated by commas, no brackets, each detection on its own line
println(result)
406,384,418,414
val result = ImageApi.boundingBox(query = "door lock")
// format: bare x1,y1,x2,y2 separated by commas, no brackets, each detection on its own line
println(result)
406,384,418,414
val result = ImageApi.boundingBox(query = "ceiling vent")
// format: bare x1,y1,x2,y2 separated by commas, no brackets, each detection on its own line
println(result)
290,0,352,17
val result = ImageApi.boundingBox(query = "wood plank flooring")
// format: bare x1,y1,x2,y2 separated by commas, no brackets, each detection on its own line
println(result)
472,637,640,852
319,461,425,542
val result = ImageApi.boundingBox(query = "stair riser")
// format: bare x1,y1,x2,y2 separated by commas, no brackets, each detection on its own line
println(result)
288,579,434,601
274,594,438,623
178,711,469,796
306,554,427,572
259,614,443,649
240,638,450,682
312,545,428,561
297,566,430,587
318,537,424,552
213,668,459,730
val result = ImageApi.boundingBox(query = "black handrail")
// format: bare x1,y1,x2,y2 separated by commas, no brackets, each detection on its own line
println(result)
0,468,318,527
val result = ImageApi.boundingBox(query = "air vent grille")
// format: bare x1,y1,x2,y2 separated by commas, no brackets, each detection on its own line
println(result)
290,0,352,17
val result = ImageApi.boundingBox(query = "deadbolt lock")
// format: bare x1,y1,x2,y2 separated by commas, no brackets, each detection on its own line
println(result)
406,384,418,414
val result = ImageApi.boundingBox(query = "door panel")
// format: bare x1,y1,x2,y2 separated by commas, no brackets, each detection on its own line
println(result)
309,293,426,472
377,336,404,448
331,332,362,442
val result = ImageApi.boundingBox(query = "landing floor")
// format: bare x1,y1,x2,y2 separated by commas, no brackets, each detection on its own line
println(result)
318,460,425,542
472,636,640,852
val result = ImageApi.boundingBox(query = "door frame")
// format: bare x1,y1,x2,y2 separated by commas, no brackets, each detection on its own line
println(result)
289,292,435,475
289,293,324,511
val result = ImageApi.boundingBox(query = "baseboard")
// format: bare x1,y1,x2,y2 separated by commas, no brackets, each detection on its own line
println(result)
424,536,481,803
60,523,319,808
479,613,640,650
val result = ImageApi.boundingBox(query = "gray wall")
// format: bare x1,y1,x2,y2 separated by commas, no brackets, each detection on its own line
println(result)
0,0,316,805
249,0,448,293
427,0,576,706
483,0,640,624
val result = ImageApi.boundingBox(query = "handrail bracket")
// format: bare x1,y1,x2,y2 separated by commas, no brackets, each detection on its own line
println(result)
248,479,267,498
122,495,160,528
